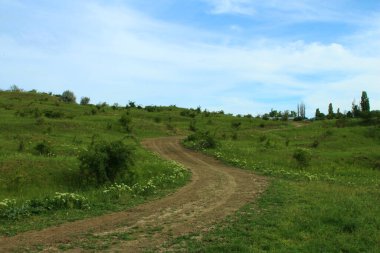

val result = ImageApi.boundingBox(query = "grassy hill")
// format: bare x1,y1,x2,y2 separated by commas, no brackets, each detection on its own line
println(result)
1,89,379,252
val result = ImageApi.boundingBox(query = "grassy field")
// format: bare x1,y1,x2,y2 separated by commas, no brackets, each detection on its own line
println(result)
176,113,380,252
0,90,193,235
0,89,379,252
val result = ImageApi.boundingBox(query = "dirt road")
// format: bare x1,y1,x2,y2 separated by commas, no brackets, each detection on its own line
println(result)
0,137,267,252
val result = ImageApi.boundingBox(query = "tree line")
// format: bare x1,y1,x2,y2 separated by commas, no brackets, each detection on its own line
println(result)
315,91,372,120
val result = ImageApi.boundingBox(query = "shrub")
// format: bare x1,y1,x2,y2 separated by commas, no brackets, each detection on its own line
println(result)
293,148,312,167
35,117,45,125
44,110,64,118
119,113,132,133
80,97,90,105
18,139,25,152
153,116,161,123
79,141,135,185
373,161,380,170
258,135,268,142
189,120,197,132
231,121,241,129
185,131,217,149
61,90,76,103
34,141,53,156
166,123,176,132
311,139,320,148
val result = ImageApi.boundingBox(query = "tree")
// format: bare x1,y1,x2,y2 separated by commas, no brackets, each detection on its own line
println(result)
290,111,297,118
127,101,136,108
352,100,360,118
327,103,334,119
336,108,343,119
360,91,370,113
80,97,90,105
61,90,76,103
9,84,22,92
315,108,325,120
299,103,306,119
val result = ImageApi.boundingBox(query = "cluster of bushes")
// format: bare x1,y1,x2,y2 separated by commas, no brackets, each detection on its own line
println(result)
14,107,65,119
184,131,217,150
180,109,197,118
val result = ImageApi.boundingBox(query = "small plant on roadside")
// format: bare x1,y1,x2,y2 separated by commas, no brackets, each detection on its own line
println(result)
103,183,132,200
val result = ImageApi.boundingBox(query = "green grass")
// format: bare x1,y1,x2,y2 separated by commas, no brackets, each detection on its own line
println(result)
1,89,379,252
176,116,380,252
0,90,192,235
167,180,380,253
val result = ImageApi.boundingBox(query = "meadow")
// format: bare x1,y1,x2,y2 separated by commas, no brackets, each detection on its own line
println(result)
0,89,379,252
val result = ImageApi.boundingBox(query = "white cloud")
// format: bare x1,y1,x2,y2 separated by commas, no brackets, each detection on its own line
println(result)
206,0,255,15
0,1,379,115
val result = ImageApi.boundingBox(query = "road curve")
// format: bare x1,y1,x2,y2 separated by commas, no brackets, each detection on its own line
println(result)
0,137,267,252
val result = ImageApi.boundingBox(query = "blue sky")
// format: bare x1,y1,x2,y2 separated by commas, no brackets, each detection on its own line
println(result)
0,0,379,116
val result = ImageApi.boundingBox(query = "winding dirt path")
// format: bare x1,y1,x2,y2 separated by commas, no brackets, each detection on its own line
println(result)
0,137,267,252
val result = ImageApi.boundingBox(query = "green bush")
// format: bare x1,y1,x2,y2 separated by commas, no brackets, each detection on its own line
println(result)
311,139,320,148
189,120,197,132
231,121,242,129
44,110,64,118
34,141,53,156
185,131,217,149
79,141,135,185
293,148,312,167
119,113,132,133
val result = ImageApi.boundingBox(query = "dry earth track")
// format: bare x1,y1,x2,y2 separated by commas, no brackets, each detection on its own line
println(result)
0,137,267,252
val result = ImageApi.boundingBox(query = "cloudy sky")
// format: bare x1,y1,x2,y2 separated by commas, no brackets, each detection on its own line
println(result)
0,0,379,116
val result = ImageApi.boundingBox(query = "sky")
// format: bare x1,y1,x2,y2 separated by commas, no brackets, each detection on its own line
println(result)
0,0,379,116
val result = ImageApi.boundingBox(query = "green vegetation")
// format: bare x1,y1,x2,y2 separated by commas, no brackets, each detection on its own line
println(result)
79,140,135,185
0,88,379,252
171,114,380,252
0,89,191,235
